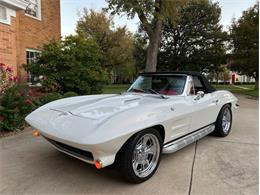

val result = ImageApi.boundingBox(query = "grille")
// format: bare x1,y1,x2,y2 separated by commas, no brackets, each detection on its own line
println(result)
44,137,94,161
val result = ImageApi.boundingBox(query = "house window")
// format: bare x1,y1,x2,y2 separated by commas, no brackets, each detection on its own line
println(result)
24,0,41,19
0,5,16,25
0,6,7,20
26,49,41,86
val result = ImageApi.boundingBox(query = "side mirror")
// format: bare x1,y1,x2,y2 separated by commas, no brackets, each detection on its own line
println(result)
194,91,205,100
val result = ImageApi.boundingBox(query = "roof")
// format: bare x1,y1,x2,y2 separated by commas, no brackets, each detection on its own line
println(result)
139,71,216,93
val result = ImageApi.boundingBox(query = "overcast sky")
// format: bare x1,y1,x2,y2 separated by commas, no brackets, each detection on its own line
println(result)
61,0,257,37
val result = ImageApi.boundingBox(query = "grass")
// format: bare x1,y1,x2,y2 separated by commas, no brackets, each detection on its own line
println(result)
102,84,130,94
103,84,259,98
213,84,258,98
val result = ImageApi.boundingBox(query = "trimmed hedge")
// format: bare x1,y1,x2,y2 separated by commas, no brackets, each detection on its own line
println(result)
63,91,78,98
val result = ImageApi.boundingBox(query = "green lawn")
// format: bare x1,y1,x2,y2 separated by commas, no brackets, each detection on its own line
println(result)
102,84,130,94
213,84,258,98
102,84,259,98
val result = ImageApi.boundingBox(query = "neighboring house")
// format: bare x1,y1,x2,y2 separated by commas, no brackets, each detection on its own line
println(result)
230,71,255,84
0,0,60,85
208,71,255,84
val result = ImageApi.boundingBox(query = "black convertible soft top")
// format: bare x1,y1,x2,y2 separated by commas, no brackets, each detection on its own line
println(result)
139,71,216,93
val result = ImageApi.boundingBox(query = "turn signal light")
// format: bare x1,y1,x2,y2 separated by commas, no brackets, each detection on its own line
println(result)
32,129,40,136
95,160,102,169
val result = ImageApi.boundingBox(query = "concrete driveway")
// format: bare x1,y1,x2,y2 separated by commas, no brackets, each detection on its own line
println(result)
0,95,258,195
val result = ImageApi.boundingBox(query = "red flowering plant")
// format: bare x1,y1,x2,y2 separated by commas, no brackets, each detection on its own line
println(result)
0,63,18,95
0,76,36,131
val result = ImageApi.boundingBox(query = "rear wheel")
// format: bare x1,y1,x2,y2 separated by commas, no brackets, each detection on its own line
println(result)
116,128,162,183
214,104,232,137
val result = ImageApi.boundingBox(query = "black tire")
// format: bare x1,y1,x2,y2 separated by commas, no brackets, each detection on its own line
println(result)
116,128,162,183
214,104,232,137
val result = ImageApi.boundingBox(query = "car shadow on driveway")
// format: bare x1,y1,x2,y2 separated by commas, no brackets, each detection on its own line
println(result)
0,132,194,194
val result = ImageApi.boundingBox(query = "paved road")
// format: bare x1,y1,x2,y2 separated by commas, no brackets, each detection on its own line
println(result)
0,95,258,195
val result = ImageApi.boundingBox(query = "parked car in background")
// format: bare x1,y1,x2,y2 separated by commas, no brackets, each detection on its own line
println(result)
26,71,238,183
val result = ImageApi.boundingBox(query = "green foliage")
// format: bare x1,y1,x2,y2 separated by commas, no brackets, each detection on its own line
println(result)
38,92,63,105
0,84,36,131
63,91,78,98
106,0,188,71
106,0,186,24
157,0,227,72
229,3,259,86
207,65,230,83
133,33,147,72
76,9,135,82
24,35,108,94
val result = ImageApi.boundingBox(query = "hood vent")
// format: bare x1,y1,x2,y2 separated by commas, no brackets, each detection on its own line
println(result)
123,98,142,104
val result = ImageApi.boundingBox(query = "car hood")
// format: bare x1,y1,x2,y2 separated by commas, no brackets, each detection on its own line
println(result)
25,93,181,144
50,93,160,121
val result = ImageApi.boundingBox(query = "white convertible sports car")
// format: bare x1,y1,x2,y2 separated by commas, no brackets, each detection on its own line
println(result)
26,71,238,183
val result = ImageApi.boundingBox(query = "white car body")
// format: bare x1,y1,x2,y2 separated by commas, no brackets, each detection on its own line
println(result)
25,72,238,168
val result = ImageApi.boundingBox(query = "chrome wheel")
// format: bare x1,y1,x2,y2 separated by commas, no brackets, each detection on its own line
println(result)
222,108,231,133
132,134,160,178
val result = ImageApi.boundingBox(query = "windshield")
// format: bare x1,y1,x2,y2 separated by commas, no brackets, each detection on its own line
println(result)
128,75,187,96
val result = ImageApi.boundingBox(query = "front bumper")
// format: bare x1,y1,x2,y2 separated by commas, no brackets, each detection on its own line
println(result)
36,131,123,168
43,135,94,164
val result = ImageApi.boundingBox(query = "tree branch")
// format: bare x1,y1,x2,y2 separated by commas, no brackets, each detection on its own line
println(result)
135,8,152,38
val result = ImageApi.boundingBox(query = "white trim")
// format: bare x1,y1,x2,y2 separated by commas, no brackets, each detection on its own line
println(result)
26,48,41,53
26,48,42,86
0,4,16,25
24,0,41,21
0,0,27,10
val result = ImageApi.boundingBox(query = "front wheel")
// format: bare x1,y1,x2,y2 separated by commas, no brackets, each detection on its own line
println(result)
116,128,162,183
214,104,232,137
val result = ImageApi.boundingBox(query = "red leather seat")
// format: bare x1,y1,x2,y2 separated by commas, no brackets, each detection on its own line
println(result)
159,89,177,95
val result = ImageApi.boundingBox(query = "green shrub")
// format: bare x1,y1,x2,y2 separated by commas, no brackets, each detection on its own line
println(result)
63,91,78,98
38,92,63,105
24,36,108,95
0,84,36,131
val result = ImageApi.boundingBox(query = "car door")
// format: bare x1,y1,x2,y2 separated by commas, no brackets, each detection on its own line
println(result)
186,76,219,132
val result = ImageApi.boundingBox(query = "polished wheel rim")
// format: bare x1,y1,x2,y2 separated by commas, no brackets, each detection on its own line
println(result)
132,134,160,178
222,108,231,133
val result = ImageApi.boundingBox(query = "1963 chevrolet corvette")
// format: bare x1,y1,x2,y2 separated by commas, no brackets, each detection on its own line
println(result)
26,71,238,183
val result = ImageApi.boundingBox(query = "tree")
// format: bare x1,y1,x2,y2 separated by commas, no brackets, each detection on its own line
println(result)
207,64,230,84
24,36,107,95
133,31,148,72
106,0,186,72
229,3,259,88
76,9,135,83
158,0,227,72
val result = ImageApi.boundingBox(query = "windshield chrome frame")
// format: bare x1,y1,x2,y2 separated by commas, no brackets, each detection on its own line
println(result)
182,75,194,96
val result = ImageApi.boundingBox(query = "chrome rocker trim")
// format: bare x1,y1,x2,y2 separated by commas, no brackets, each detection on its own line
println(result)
162,124,215,154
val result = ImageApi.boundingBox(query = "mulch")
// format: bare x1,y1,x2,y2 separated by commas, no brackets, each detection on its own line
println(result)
0,130,22,138
0,126,32,138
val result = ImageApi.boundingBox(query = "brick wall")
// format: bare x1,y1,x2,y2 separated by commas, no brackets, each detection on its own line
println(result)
17,0,61,79
0,0,60,80
0,16,18,75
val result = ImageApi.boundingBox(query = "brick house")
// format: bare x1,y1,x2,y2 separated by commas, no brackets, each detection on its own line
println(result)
0,0,60,85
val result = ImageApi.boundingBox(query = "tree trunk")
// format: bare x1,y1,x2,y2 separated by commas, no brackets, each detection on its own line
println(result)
254,73,259,90
145,20,162,72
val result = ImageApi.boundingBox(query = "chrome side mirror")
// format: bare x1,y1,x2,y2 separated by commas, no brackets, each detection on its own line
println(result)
194,91,205,100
